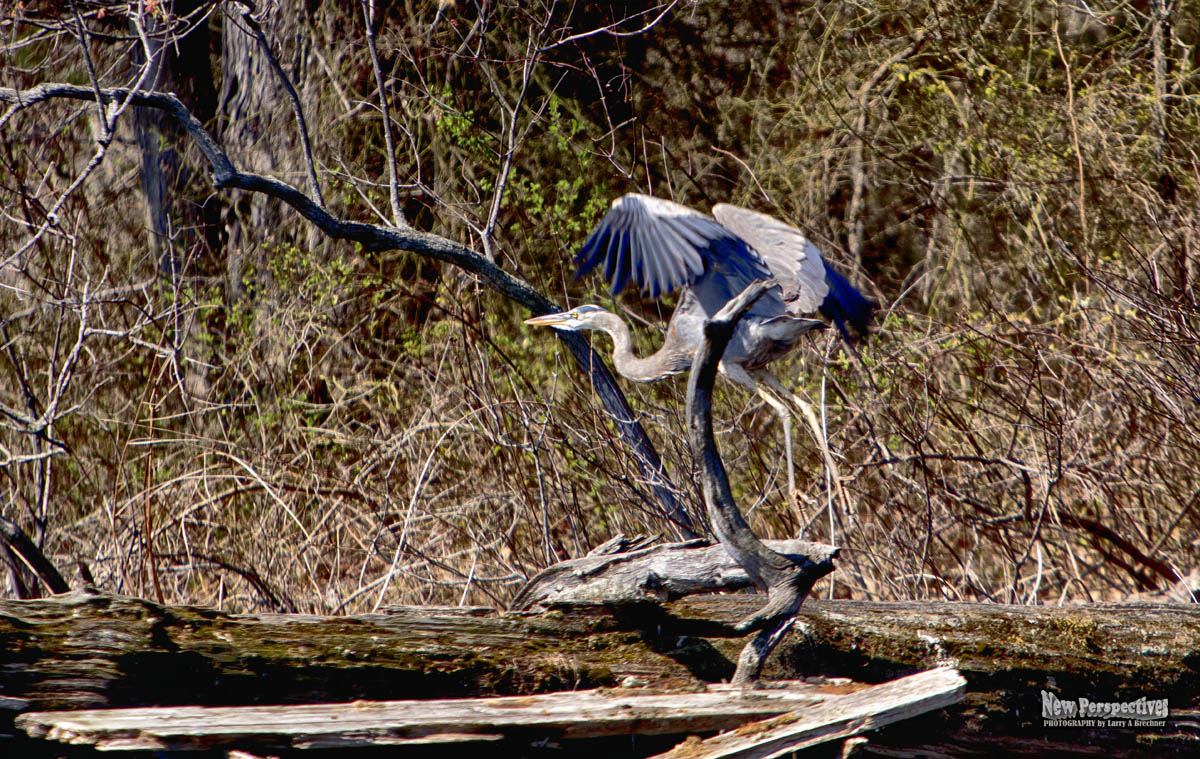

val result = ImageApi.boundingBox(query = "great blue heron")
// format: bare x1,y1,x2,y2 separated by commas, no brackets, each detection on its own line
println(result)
525,193,874,516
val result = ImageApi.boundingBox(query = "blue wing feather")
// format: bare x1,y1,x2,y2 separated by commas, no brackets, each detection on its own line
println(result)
611,230,632,295
574,194,771,299
574,227,606,280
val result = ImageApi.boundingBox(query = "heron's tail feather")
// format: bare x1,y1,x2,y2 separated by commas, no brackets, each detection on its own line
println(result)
819,266,875,342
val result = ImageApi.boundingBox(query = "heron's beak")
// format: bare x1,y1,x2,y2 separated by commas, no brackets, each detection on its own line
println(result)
524,311,572,327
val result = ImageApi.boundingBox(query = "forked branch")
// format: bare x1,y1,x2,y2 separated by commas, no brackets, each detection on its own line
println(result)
685,281,840,683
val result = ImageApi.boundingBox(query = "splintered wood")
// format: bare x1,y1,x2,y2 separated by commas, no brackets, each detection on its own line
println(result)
16,669,964,753
652,668,967,759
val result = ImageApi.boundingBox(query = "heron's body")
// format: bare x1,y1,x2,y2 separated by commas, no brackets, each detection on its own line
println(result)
526,193,875,513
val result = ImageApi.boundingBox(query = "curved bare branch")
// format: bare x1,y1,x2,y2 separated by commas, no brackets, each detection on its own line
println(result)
0,82,697,539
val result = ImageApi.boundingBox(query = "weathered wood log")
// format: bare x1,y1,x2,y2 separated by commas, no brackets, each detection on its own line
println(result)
18,677,938,752
510,538,839,611
652,667,967,759
2,591,1198,756
709,596,1200,757
0,588,701,714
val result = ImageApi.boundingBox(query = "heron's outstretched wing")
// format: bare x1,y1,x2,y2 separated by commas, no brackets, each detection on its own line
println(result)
713,203,875,341
574,193,773,301
711,204,828,313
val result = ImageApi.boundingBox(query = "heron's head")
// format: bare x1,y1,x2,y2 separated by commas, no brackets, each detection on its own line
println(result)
523,304,610,331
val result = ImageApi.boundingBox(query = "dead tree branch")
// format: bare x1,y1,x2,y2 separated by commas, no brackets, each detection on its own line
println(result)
0,516,70,598
685,281,840,683
0,82,696,538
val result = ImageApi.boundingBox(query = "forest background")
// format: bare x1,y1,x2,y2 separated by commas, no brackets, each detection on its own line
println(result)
1,0,1197,613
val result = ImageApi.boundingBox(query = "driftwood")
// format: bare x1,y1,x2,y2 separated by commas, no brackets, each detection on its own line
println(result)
2,591,1198,756
510,538,838,611
654,668,966,759
515,282,840,681
12,673,962,752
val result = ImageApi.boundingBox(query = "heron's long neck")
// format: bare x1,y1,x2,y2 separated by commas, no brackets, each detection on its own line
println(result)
591,311,691,383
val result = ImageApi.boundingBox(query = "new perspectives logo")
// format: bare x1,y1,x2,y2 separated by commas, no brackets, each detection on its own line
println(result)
1042,690,1169,727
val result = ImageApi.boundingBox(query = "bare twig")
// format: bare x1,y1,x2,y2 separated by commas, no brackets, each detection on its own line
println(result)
538,1,682,52
231,0,325,209
846,31,927,262
1052,18,1087,237
361,0,406,228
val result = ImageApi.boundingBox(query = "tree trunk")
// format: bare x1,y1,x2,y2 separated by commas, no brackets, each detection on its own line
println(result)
219,0,317,305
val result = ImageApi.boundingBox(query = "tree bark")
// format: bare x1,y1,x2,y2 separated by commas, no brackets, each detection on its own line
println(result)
0,516,69,599
683,282,839,683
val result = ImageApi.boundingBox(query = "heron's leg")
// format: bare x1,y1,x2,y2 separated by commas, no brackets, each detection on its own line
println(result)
719,363,800,520
753,370,852,532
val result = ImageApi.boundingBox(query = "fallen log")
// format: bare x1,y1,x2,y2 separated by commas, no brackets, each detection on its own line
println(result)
1,591,1198,756
15,674,962,752
0,588,700,713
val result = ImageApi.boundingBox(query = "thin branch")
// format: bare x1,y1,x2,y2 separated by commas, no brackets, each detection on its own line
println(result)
1052,18,1087,238
480,12,555,259
232,0,325,209
847,31,928,262
68,0,104,115
539,1,682,52
361,0,406,227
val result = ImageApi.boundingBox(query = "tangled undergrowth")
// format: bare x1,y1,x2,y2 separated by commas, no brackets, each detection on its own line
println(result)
1,0,1197,611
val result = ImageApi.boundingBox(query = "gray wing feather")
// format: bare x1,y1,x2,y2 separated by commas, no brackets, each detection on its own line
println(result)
712,203,829,314
642,227,666,292
656,221,691,270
